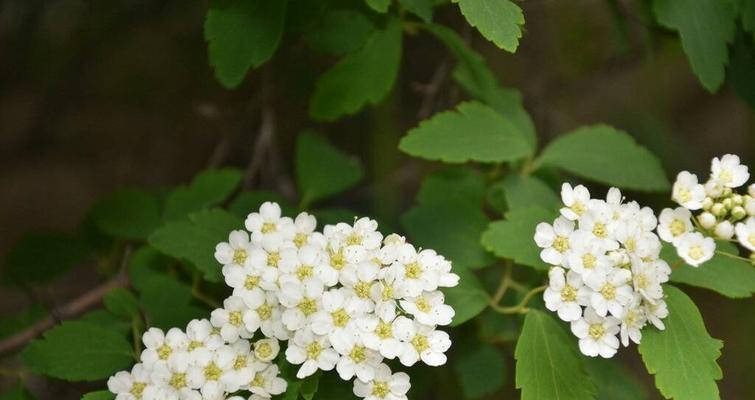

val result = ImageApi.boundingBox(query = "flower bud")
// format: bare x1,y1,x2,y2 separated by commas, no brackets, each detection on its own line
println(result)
733,194,744,206
723,187,733,197
254,338,280,362
701,197,714,210
698,212,717,229
749,184,755,198
711,203,726,217
705,181,723,198
714,221,734,240
732,206,747,220
722,198,733,210
746,197,755,216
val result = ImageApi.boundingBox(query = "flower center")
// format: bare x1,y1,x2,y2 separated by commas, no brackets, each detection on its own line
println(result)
349,345,367,363
572,202,586,216
411,334,429,352
635,274,648,289
346,233,363,246
354,281,372,298
375,321,393,339
405,262,422,279
719,170,733,184
331,309,351,328
296,265,314,281
267,251,281,267
560,285,577,302
677,187,691,203
169,372,187,389
329,248,345,270
157,344,172,360
255,342,273,359
688,245,704,260
229,311,243,326
306,342,322,360
600,283,616,300
669,219,687,237
233,355,247,370
251,373,265,387
294,233,308,248
381,285,394,301
553,236,570,253
592,223,607,238
245,275,261,290
188,340,203,351
258,303,273,320
261,222,276,234
204,362,222,381
232,249,247,265
130,382,146,398
372,381,390,398
582,253,596,269
625,238,637,252
588,324,605,339
299,298,318,316
415,297,432,313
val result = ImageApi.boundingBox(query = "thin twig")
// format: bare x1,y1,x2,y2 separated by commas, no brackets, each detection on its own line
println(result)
415,58,451,120
490,285,547,315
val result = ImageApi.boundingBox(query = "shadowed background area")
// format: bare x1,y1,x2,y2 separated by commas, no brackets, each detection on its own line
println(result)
1,0,754,398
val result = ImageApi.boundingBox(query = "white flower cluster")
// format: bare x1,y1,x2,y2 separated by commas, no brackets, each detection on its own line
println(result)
665,154,755,263
110,202,459,400
108,319,286,400
535,184,670,358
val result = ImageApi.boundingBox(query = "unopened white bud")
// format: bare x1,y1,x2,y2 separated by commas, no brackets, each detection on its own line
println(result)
722,198,733,209
732,206,747,220
701,197,714,210
254,338,280,362
746,196,755,216
711,203,726,217
733,194,744,206
749,184,755,198
698,212,717,229
714,221,734,240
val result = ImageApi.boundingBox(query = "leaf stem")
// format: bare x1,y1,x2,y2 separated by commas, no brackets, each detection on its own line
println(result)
490,263,512,305
490,285,547,314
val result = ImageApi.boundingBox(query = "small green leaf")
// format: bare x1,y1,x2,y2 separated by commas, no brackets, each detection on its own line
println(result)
0,385,34,400
457,0,524,52
583,358,648,400
0,305,46,340
81,391,115,400
90,188,161,240
3,232,90,286
163,168,242,221
515,310,597,400
149,209,244,282
402,169,494,270
653,0,736,91
22,321,134,381
296,132,364,207
304,10,374,55
454,343,507,398
443,267,489,326
103,288,140,319
500,174,560,211
365,0,391,12
399,0,433,21
482,206,558,270
535,124,669,191
665,241,755,298
204,0,288,88
139,274,206,330
638,285,723,400
310,17,402,121
399,101,532,163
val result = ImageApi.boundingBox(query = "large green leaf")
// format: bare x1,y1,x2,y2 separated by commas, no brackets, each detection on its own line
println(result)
90,188,161,240
653,0,737,91
103,288,140,320
457,0,524,52
638,285,723,400
3,232,90,286
296,132,364,207
443,266,489,326
664,241,755,298
399,101,532,163
515,310,597,400
535,125,669,191
309,17,402,121
304,10,374,55
77,310,131,336
22,321,134,381
402,169,494,270
583,358,648,400
163,168,242,221
481,206,558,270
205,0,287,88
149,208,243,282
499,174,560,211
454,343,507,398
425,24,536,148
139,275,206,330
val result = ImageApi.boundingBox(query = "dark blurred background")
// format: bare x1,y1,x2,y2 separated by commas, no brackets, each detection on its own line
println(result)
1,0,753,398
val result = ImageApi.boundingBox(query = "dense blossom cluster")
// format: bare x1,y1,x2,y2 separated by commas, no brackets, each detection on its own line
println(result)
109,202,459,399
535,185,670,358
665,154,755,263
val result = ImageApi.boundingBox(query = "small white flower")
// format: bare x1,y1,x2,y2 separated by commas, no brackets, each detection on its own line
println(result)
711,154,749,188
560,183,591,220
564,230,612,279
222,264,266,310
292,212,320,248
619,294,646,347
353,363,411,400
631,259,669,302
247,364,287,398
331,330,383,382
186,344,233,399
570,307,620,358
279,280,324,331
356,315,404,360
254,338,280,362
140,327,188,365
585,268,633,318
713,220,734,240
185,319,224,362
108,363,156,400
243,292,289,341
221,340,267,393
310,288,361,336
544,267,590,322
675,232,715,267
657,207,693,244
698,212,717,229
150,351,197,399
644,299,669,330
285,328,339,379
534,217,576,265
385,245,441,297
399,291,454,326
215,230,253,267
735,217,755,252
278,244,327,287
672,171,706,209
211,296,253,342
245,201,295,244
393,317,450,367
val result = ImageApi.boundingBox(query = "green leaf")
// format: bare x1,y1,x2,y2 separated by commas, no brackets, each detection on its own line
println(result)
399,0,433,21
583,358,648,400
296,132,365,207
653,0,737,91
0,305,46,340
399,101,532,163
454,343,507,398
443,266,489,326
78,310,131,336
204,0,288,88
149,209,244,282
744,1,755,40
425,24,536,149
103,288,140,319
300,372,321,400
128,246,170,292
365,0,391,12
482,206,558,270
81,391,115,400
139,274,206,330
515,310,597,400
163,168,242,221
499,174,560,211
402,169,494,270
22,321,134,381
90,189,161,240
3,232,89,286
457,0,524,52
728,29,755,108
535,124,670,191
0,385,34,400
664,241,755,298
638,285,723,400
304,10,374,55
309,17,402,121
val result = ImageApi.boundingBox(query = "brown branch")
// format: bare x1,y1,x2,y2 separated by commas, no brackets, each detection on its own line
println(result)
414,58,451,120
